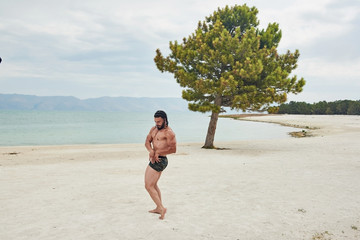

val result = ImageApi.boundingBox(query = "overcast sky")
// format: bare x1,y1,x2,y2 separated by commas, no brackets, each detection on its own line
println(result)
1,0,359,102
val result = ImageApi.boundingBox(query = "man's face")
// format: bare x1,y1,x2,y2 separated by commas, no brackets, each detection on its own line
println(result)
154,117,165,130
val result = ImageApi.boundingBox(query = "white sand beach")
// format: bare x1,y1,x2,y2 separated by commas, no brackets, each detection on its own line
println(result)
1,115,360,240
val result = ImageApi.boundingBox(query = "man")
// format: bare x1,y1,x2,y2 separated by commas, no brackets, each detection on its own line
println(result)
145,110,176,220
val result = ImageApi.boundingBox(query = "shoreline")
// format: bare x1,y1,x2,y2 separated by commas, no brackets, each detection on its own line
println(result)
0,112,295,148
224,114,360,136
1,115,360,239
1,114,360,165
2,114,354,150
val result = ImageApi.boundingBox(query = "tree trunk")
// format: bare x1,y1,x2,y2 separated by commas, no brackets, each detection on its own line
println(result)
202,95,222,149
202,111,219,149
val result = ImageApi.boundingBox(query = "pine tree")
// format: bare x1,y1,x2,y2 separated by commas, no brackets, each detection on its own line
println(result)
154,4,305,148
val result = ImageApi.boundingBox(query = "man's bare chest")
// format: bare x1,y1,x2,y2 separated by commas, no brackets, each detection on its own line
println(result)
152,130,166,142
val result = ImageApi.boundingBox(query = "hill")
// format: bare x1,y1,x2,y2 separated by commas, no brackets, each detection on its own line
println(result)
0,94,189,112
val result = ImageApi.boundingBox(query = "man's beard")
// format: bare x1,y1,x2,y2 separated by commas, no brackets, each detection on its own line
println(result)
156,122,166,130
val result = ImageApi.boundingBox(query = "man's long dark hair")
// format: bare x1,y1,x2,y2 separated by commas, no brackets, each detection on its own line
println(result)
154,110,168,128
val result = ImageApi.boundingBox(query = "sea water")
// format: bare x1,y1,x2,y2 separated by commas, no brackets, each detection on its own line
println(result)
0,110,297,146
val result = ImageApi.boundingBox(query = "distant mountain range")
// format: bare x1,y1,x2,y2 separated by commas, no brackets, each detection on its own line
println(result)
0,94,189,112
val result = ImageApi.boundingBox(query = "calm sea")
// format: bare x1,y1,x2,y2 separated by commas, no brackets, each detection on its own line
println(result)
0,110,297,146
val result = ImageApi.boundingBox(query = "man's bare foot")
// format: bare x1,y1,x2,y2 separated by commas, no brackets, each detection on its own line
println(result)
159,208,167,220
148,208,161,214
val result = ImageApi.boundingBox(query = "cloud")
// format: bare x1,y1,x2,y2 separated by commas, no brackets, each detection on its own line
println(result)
297,58,360,79
0,0,359,102
257,0,360,102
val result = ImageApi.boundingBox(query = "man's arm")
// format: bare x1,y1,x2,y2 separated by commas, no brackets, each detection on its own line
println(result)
145,127,156,162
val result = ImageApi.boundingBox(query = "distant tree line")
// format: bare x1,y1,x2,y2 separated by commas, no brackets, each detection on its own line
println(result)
268,100,360,115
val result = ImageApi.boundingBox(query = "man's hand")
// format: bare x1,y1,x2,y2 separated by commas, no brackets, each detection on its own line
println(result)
154,152,160,163
149,150,155,164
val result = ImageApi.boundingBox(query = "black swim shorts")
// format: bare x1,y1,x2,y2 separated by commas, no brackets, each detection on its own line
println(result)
149,156,168,172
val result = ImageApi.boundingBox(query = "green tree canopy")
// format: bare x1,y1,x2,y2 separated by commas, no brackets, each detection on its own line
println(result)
277,100,360,115
154,4,305,148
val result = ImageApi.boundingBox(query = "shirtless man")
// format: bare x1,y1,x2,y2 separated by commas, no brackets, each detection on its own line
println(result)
145,110,176,220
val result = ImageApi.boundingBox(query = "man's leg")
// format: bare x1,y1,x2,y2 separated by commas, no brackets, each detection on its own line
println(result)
144,165,166,219
155,184,162,201
148,182,162,214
